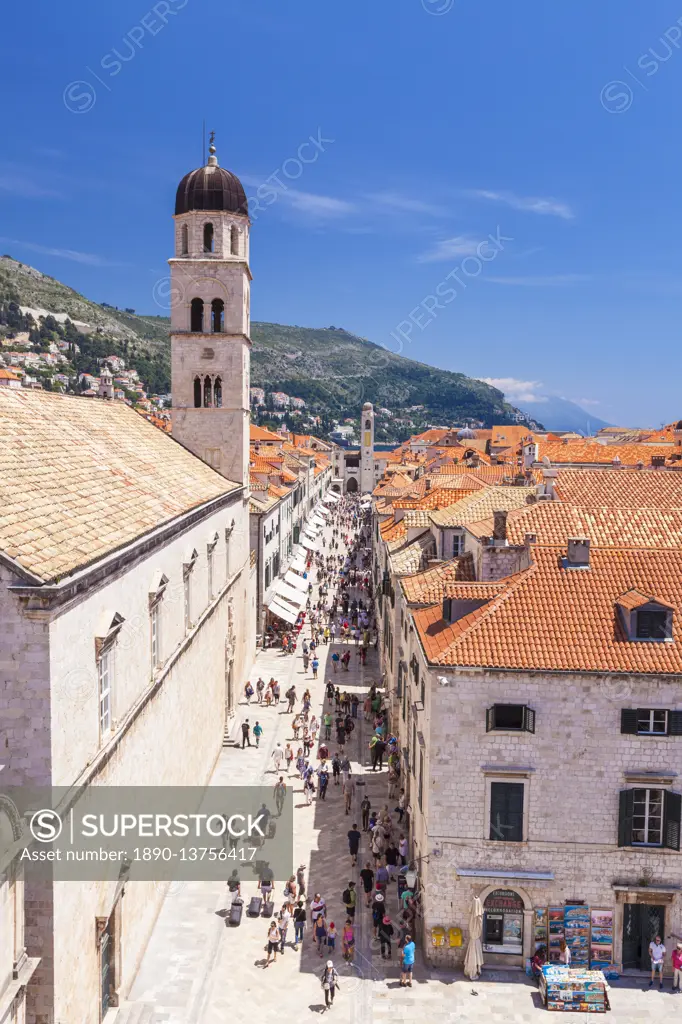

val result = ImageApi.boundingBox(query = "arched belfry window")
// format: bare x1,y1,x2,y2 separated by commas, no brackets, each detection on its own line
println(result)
190,298,204,332
203,222,214,253
203,377,212,408
211,298,224,334
193,376,202,408
365,419,371,429
214,376,222,408
231,225,239,256
181,224,189,255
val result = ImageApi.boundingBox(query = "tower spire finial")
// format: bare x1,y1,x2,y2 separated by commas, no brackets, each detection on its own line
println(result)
207,130,218,167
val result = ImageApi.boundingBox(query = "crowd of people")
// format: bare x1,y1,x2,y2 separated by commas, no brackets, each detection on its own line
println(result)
234,493,419,1000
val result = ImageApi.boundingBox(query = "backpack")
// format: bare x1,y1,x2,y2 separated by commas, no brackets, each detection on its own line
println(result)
342,888,351,904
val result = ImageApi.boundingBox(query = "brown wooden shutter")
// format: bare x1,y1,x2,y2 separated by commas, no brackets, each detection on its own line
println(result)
486,707,496,732
668,711,682,736
523,706,536,733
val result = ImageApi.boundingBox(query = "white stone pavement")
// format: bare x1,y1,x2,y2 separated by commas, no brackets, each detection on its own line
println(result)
112,514,678,1024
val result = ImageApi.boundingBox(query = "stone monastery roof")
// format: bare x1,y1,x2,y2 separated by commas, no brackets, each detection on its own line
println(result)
0,389,239,583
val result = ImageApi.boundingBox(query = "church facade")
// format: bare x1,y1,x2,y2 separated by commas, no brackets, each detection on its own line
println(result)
0,141,256,1023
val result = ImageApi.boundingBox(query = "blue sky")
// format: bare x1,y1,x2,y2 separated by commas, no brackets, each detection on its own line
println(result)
2,0,682,425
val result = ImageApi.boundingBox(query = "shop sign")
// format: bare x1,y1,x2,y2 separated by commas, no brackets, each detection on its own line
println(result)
484,889,525,912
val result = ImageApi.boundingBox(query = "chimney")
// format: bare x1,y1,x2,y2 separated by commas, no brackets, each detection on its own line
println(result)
566,537,590,568
524,532,537,546
425,478,432,491
651,455,665,469
492,509,508,543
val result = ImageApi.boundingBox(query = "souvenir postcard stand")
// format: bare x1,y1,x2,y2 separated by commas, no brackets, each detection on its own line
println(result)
541,965,608,1014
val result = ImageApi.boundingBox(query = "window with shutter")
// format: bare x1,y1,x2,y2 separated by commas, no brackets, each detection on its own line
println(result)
664,791,681,851
486,704,535,732
489,782,524,842
618,789,634,847
620,709,638,734
668,711,682,736
636,709,668,735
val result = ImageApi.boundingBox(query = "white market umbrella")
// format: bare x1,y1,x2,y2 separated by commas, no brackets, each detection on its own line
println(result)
463,896,484,981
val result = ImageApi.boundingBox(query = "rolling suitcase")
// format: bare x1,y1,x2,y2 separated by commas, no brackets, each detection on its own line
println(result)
262,900,274,918
248,896,263,917
229,897,243,927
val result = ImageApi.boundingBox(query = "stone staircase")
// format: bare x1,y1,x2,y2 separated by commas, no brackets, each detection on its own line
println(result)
110,1003,168,1024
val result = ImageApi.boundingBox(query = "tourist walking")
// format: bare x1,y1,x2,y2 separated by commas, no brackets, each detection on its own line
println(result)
265,919,281,966
315,912,328,955
342,919,355,962
378,915,394,959
241,719,251,748
342,881,357,920
253,721,263,748
361,795,371,831
320,960,340,1008
360,862,374,906
649,935,666,990
400,933,415,986
274,776,287,816
293,901,306,950
347,823,361,866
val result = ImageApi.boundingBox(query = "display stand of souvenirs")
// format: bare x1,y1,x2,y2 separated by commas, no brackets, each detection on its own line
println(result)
535,908,548,952
564,905,590,967
589,910,614,970
540,965,610,1013
548,907,565,962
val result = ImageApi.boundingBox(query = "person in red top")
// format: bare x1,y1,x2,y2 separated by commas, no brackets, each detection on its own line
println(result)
672,941,682,993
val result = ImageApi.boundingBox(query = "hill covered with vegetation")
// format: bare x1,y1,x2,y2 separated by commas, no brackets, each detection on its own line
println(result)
0,256,538,440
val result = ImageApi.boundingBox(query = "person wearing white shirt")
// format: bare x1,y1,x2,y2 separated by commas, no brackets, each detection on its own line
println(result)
649,935,666,990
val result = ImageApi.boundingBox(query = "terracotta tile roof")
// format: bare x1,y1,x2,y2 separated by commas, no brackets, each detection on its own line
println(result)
401,554,476,605
0,369,21,381
534,441,681,467
403,510,433,528
615,588,659,612
466,501,682,549
393,488,476,511
390,531,437,574
430,486,534,527
380,518,407,542
414,545,682,673
250,424,283,442
554,468,682,509
491,425,534,447
0,389,240,583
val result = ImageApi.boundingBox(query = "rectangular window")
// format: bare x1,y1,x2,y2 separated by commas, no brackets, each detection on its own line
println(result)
637,709,668,735
489,781,524,842
486,704,535,733
418,750,424,810
151,603,161,669
636,610,669,639
98,649,112,735
452,533,463,558
412,721,417,776
184,573,192,632
207,547,214,601
621,708,682,735
632,787,664,845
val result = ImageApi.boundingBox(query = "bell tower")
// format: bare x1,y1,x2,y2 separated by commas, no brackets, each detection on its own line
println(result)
360,401,375,493
169,135,251,486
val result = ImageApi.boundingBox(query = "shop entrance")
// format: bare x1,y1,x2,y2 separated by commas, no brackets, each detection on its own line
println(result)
483,889,524,958
622,903,665,970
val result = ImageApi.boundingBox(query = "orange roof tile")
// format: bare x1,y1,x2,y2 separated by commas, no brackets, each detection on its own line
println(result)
250,424,283,442
414,544,682,674
401,554,476,605
554,467,682,509
534,441,680,467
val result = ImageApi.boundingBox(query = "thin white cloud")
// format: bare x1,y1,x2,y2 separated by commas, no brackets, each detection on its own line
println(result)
486,274,590,286
0,238,120,266
0,174,61,199
417,236,483,264
571,397,601,407
480,377,548,404
284,189,355,217
470,189,574,220
365,191,444,217
241,174,355,220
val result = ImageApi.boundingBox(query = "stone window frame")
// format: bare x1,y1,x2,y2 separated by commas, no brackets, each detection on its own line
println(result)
207,532,219,601
94,612,125,740
183,549,198,634
148,572,168,673
482,767,533,845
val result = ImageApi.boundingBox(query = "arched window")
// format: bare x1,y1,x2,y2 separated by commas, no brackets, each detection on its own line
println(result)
203,222,214,253
190,298,204,332
365,419,371,429
214,376,222,408
211,298,224,334
181,224,189,255
203,376,212,408
231,225,239,255
193,376,202,408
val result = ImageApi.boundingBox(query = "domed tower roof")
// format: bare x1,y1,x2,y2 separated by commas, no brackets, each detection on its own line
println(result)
175,135,248,216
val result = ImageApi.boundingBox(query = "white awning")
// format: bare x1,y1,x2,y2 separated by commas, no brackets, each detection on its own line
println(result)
274,579,306,607
310,516,326,528
314,505,331,518
300,536,319,551
267,599,298,624
303,527,320,540
324,492,340,503
360,497,372,506
284,570,308,592
290,554,308,573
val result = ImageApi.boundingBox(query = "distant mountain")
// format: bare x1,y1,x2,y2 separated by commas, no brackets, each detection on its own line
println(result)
515,395,612,435
0,255,538,442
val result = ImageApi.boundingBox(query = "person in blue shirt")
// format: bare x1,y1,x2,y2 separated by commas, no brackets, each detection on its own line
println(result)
400,934,415,987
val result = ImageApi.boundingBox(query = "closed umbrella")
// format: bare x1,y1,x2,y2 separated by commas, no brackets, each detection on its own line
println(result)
463,896,484,981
